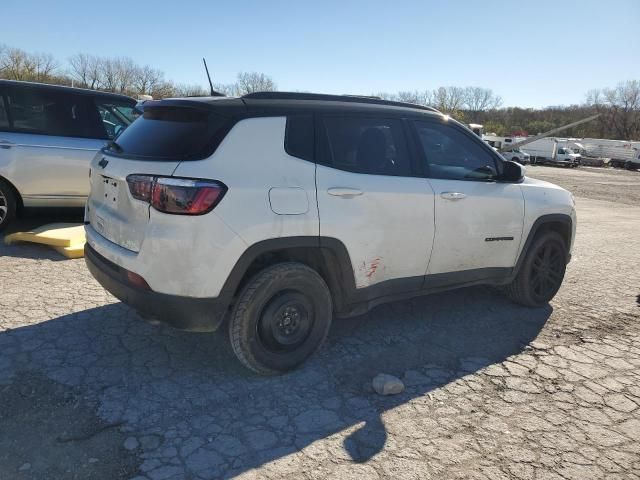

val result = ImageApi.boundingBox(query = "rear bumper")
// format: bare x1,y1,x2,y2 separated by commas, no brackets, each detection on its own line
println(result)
85,243,228,332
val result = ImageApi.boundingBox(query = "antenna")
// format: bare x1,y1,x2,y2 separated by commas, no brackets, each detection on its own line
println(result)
202,58,224,97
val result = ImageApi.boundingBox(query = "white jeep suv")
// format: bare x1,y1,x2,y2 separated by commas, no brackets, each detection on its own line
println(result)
84,92,576,374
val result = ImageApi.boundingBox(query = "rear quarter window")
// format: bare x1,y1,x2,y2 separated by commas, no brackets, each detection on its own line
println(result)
108,106,231,160
0,95,9,129
285,114,314,161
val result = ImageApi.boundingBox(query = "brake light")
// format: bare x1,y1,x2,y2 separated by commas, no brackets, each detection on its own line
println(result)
127,175,154,202
126,175,227,215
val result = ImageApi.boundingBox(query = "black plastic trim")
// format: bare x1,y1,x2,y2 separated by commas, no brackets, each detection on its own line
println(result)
511,214,573,279
217,236,515,318
85,244,227,332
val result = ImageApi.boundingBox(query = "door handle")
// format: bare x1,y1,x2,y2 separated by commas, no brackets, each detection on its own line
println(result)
440,192,466,200
0,140,14,149
327,187,363,197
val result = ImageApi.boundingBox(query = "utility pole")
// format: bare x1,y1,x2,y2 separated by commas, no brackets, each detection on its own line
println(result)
499,114,600,152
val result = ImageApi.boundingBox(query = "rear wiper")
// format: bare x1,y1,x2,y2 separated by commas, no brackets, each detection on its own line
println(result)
107,140,123,153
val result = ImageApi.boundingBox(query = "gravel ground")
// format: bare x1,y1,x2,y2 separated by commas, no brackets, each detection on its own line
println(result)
0,166,639,479
526,164,640,206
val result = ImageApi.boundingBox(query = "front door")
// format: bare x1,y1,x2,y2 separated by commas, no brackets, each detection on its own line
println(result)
411,118,524,277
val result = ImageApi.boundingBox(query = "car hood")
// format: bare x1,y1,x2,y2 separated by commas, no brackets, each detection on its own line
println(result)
521,176,567,191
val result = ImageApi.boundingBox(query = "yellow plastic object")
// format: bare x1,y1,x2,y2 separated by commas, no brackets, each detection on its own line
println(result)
4,223,86,258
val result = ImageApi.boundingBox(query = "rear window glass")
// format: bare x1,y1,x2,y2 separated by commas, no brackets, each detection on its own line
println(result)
0,96,8,128
108,106,229,160
285,114,314,161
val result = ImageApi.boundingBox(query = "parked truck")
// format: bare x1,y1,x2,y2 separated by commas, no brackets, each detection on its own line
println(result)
520,138,582,167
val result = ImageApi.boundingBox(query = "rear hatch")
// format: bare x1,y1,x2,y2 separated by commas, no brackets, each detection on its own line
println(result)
86,101,234,252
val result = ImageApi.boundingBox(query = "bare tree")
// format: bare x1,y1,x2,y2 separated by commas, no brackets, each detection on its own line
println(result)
463,87,502,113
396,90,431,105
100,58,119,92
171,83,210,97
0,47,30,80
431,86,466,112
69,53,91,87
234,72,276,95
114,57,138,94
133,65,164,95
588,80,640,140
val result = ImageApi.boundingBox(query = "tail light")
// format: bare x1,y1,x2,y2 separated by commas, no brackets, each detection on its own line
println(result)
126,175,227,215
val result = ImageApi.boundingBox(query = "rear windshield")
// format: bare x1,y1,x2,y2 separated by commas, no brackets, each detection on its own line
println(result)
105,106,230,160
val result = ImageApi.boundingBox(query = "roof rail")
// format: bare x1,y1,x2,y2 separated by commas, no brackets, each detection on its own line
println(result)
242,91,441,113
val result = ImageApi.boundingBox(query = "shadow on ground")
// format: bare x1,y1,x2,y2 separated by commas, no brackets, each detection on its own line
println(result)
0,286,551,479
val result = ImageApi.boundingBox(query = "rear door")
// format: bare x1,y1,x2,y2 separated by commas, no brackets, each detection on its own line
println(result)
1,86,108,206
315,114,435,293
411,118,524,276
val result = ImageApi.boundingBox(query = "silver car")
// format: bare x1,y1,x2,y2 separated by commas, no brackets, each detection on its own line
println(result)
0,80,136,230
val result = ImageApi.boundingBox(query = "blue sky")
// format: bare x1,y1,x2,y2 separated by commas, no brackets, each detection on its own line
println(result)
3,0,639,107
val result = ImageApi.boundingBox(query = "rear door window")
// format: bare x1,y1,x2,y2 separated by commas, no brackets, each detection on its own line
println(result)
5,87,106,139
107,105,230,160
0,94,8,129
320,116,411,176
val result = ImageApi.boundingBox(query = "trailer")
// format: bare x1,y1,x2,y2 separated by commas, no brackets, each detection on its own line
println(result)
580,139,640,169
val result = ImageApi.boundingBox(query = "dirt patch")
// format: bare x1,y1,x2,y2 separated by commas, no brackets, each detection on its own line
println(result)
0,371,138,480
527,165,640,205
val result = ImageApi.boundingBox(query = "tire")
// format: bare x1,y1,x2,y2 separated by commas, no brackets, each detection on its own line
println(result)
505,231,567,307
228,262,333,375
0,178,17,232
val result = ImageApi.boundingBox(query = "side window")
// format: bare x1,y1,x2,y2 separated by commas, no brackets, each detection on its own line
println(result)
285,114,314,161
321,116,411,176
414,120,498,181
5,88,105,138
95,100,135,139
0,94,9,129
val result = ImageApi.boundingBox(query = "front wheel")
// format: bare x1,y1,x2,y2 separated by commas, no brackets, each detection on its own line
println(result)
505,231,567,307
0,179,17,232
228,262,333,375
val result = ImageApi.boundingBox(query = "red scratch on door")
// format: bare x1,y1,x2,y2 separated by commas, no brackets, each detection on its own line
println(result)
365,257,382,279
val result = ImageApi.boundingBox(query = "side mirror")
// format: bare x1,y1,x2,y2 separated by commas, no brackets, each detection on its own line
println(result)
501,160,525,182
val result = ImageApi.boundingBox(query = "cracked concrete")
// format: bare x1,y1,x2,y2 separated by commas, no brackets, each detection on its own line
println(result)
0,166,639,479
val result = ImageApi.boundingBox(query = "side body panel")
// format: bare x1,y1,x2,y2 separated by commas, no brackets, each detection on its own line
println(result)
426,179,525,274
169,116,319,296
517,177,577,257
0,132,104,206
316,164,435,289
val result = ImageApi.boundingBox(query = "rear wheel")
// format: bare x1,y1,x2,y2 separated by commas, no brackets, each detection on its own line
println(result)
505,231,567,307
0,179,17,232
228,262,332,375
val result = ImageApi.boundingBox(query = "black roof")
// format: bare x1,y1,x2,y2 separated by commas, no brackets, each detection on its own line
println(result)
156,91,443,118
242,92,440,113
0,79,136,103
